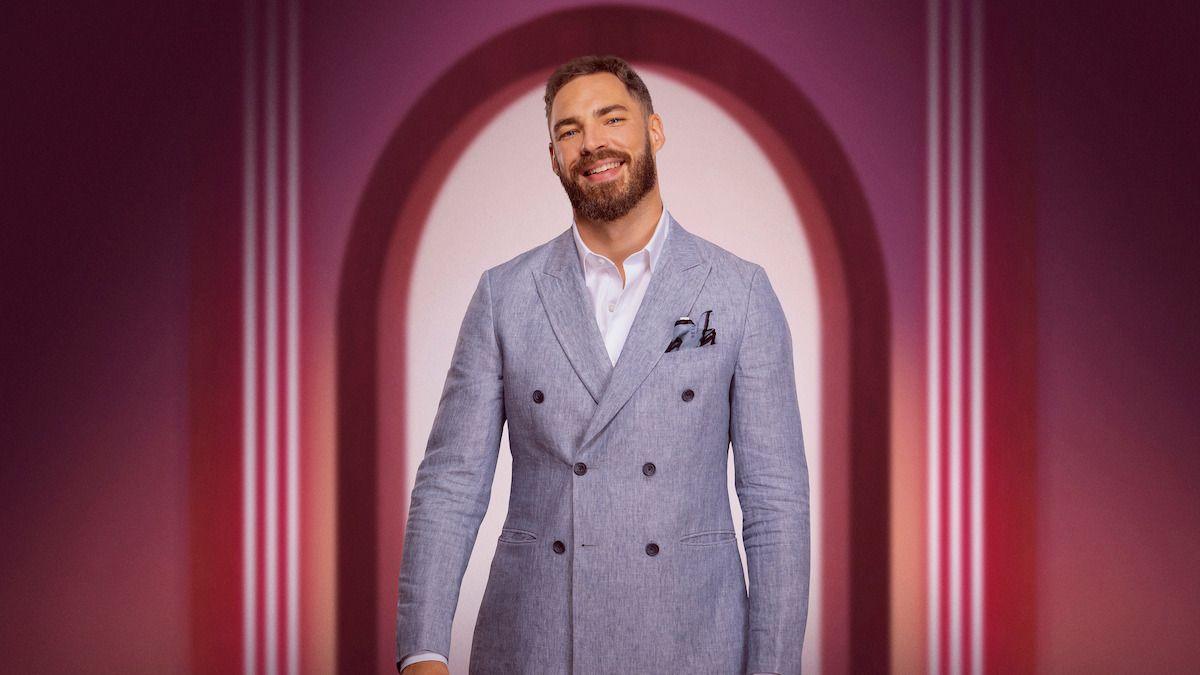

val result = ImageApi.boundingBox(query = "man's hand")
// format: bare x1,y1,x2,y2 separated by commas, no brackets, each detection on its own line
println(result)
401,661,449,675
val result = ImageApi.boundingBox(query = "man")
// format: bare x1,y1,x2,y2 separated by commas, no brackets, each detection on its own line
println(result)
395,55,810,674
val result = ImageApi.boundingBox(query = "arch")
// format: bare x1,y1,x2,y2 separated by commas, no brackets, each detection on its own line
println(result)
336,6,891,673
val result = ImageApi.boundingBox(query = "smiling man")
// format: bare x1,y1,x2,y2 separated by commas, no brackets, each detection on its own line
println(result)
395,55,810,674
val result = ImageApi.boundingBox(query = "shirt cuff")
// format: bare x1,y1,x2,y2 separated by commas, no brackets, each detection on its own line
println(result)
398,651,447,671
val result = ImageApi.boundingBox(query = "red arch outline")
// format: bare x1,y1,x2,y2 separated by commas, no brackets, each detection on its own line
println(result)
336,6,892,672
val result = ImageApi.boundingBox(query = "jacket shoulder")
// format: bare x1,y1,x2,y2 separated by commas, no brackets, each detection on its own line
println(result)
685,229,762,298
476,230,565,295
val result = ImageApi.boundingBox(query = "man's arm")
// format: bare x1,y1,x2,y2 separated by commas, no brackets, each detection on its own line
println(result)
395,269,506,665
729,265,811,675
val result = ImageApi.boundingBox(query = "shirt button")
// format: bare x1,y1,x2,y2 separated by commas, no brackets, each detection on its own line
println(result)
532,390,544,404
645,542,660,556
553,540,566,554
642,462,656,477
681,389,695,402
607,302,616,312
573,462,588,476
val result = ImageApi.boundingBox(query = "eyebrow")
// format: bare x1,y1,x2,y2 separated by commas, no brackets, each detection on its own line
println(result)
552,104,631,134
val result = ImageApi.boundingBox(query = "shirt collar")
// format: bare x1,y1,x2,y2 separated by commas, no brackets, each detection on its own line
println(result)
571,204,671,274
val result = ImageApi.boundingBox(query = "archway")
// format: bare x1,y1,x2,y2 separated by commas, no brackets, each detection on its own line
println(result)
336,6,890,673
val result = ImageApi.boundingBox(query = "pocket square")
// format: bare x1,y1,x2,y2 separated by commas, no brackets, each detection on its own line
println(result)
664,311,716,352
665,316,694,353
698,309,717,346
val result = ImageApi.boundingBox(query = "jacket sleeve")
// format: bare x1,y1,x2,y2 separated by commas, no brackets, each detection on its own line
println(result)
395,269,506,664
729,264,811,674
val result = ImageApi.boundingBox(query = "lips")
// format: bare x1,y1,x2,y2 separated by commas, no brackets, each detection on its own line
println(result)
580,159,625,183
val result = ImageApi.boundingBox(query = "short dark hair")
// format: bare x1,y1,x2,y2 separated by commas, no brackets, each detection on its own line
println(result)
543,55,655,130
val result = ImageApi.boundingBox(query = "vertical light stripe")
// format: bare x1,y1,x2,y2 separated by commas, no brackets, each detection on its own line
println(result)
931,3,989,672
925,0,942,672
245,2,304,672
285,0,301,673
264,0,281,672
968,0,985,672
947,0,964,671
242,0,259,672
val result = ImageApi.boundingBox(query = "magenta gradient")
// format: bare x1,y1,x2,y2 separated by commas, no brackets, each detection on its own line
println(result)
2,1,1196,673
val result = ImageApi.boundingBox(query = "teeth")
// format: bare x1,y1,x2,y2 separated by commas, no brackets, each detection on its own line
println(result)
585,161,621,175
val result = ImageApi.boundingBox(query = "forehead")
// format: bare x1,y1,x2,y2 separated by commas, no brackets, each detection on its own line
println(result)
551,72,635,117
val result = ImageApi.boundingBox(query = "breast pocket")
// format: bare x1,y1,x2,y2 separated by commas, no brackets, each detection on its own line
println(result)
661,342,724,372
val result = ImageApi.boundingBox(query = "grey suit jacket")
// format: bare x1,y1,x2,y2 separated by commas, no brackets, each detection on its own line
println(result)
395,213,810,674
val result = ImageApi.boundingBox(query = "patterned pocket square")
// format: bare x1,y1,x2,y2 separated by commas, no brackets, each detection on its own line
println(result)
664,311,716,352
698,309,717,346
665,316,694,353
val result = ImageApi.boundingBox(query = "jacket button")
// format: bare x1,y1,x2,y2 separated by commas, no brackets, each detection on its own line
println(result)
645,542,659,556
642,462,656,476
681,388,694,402
553,540,566,554
573,462,587,476
532,389,544,403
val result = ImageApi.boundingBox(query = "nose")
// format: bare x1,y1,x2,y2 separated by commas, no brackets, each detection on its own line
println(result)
579,126,607,157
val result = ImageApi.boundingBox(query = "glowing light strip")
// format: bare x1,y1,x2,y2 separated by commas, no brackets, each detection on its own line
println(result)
264,0,281,669
947,0,965,671
285,1,301,673
243,3,302,672
244,2,303,673
242,0,259,672
968,0,985,672
926,0,943,672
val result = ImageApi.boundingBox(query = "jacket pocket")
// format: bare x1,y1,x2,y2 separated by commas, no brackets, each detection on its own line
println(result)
497,527,539,544
678,529,737,546
664,343,723,363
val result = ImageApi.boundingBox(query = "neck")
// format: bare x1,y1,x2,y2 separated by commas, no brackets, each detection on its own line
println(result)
574,190,664,264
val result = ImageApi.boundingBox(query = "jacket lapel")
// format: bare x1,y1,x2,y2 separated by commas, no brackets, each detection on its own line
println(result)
533,228,614,404
534,213,712,452
579,214,711,452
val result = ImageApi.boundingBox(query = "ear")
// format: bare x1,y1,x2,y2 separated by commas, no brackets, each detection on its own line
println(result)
647,113,665,153
548,141,560,176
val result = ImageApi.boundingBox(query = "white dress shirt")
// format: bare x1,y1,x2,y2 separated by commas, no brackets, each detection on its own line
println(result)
572,203,671,366
399,204,774,674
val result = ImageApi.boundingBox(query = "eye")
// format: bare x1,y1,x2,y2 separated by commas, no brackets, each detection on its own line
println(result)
559,129,577,140
606,117,625,124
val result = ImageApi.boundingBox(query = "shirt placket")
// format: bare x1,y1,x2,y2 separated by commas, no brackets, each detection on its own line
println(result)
597,256,622,335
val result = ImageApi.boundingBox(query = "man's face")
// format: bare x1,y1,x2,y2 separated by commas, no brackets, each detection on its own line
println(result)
548,72,664,222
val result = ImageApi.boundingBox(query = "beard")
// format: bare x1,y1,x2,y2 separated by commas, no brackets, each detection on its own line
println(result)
556,133,657,223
